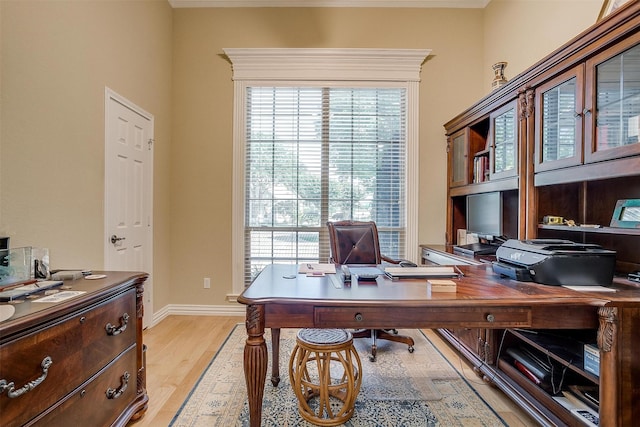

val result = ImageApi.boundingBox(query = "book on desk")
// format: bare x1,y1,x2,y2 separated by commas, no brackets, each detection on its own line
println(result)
383,266,460,280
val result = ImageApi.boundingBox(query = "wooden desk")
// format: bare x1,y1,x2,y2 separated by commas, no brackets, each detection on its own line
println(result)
237,264,634,427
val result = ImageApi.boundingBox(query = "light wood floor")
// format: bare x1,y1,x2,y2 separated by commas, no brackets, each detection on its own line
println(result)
128,315,538,426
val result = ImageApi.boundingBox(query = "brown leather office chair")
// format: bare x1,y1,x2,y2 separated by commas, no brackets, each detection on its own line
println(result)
327,220,415,361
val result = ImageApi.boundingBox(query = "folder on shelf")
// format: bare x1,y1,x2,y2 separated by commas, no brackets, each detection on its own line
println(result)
505,347,552,383
513,360,542,385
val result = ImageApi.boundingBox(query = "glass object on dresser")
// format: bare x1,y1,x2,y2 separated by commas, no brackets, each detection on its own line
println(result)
535,66,584,172
490,101,517,179
585,35,640,162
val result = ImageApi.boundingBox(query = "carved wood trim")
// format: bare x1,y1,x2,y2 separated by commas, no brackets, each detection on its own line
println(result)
136,283,144,320
597,306,617,353
526,89,534,119
518,89,535,122
135,281,146,396
518,92,527,122
246,305,265,336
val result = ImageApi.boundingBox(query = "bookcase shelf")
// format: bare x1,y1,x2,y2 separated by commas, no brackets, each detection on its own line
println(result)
538,224,640,237
505,329,599,385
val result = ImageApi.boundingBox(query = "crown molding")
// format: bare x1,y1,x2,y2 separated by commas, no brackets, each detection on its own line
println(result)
169,0,490,8
223,48,431,81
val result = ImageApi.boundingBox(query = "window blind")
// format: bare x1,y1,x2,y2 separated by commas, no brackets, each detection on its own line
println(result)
244,86,407,284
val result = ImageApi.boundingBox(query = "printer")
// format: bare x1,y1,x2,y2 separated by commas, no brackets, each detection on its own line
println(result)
493,239,616,286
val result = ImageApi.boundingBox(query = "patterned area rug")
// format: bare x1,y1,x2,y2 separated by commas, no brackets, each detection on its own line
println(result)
170,325,506,426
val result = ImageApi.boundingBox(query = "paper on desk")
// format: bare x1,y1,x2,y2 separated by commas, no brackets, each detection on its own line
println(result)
298,263,336,274
562,285,617,292
33,291,86,303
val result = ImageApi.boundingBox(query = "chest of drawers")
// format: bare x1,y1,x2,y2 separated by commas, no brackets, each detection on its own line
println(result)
0,272,148,426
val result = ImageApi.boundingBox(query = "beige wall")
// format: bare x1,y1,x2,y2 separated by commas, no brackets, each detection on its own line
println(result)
0,0,174,310
0,1,603,315
170,7,486,305
483,0,602,92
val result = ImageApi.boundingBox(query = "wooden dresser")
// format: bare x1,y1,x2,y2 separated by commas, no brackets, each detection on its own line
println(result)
0,271,148,426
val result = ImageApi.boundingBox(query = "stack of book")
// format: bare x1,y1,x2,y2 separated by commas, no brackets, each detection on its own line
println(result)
473,154,489,183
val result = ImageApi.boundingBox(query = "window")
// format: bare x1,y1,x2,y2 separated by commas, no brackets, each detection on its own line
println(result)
246,86,406,280
225,48,430,293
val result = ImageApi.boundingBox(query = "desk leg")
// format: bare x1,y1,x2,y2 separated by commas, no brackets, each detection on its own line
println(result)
271,328,281,386
244,304,267,427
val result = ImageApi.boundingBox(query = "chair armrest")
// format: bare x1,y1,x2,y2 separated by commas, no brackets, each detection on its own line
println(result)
381,255,401,264
382,255,418,267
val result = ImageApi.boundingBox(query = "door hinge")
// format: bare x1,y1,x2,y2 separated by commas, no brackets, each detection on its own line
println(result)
148,138,154,150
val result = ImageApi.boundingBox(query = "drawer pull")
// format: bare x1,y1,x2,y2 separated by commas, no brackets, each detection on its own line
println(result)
0,356,53,399
105,313,130,336
355,313,363,322
106,371,130,400
486,314,495,323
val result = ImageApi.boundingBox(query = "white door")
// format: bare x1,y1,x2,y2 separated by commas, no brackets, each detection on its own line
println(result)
104,88,154,328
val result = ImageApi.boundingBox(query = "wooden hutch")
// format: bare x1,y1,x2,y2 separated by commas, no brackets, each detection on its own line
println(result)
438,2,640,426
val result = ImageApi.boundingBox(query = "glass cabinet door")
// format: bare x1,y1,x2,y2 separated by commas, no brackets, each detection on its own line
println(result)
535,66,584,172
490,101,517,179
449,129,468,187
585,34,640,163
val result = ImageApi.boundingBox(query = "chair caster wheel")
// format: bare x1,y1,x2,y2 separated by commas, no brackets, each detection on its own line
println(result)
408,346,414,353
369,355,376,362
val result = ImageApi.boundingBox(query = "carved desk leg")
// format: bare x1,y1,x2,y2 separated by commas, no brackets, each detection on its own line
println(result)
270,328,281,386
245,304,267,427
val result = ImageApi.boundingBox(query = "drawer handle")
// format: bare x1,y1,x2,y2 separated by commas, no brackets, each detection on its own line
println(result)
106,371,130,400
0,356,53,399
486,314,495,323
105,312,130,336
355,313,363,322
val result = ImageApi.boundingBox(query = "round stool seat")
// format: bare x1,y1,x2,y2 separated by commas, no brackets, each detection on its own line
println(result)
289,328,362,426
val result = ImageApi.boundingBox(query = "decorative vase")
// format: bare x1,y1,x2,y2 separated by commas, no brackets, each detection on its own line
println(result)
491,62,508,90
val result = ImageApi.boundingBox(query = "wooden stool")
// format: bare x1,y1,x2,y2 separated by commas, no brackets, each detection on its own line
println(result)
288,328,362,426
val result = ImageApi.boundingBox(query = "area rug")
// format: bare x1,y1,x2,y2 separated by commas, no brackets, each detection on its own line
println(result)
170,325,506,426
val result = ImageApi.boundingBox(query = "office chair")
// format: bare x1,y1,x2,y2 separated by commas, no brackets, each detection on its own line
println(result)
327,220,415,361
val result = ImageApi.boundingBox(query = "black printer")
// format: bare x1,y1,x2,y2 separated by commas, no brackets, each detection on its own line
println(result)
493,239,616,286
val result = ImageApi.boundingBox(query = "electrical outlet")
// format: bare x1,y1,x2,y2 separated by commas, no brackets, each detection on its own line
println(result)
204,277,211,289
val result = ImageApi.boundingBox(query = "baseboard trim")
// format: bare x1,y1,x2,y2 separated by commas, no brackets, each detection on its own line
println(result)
150,304,245,327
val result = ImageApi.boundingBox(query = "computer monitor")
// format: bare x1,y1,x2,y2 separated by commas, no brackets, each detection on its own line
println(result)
466,192,502,242
0,236,8,268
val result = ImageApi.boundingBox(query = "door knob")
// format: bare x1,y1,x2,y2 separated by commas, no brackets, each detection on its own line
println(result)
110,235,126,244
